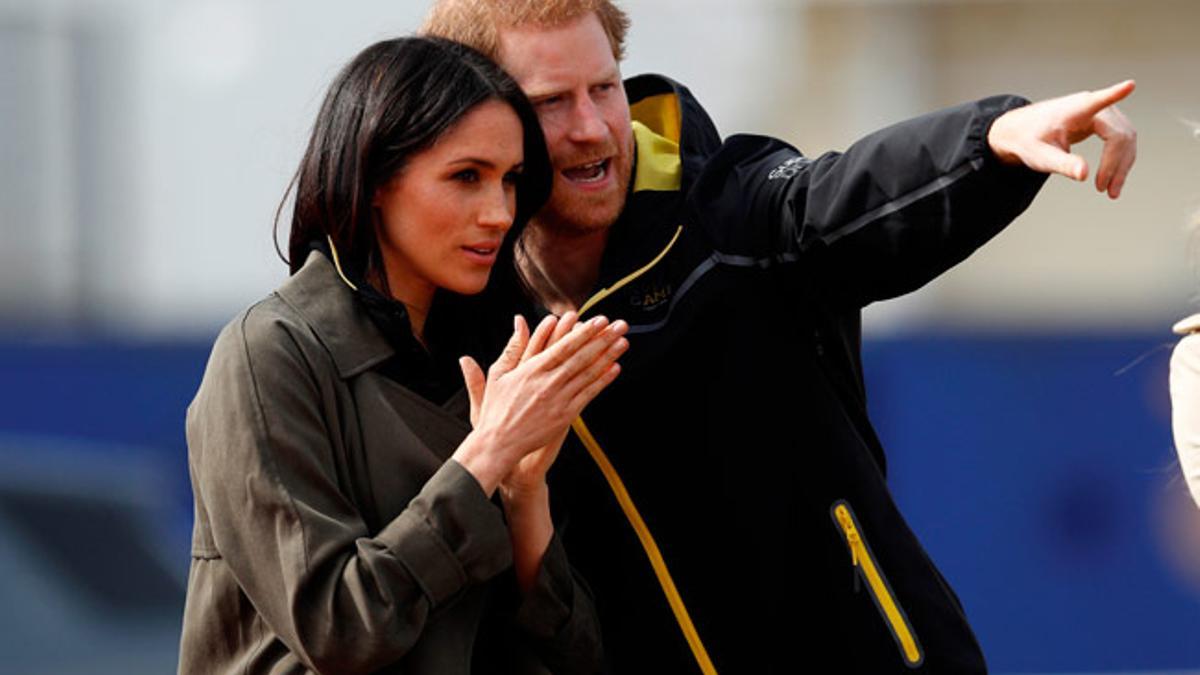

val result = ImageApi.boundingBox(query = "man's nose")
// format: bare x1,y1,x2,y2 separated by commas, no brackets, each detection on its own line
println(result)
568,96,607,144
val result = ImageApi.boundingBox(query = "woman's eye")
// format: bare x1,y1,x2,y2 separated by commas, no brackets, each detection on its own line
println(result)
451,169,479,183
503,171,522,185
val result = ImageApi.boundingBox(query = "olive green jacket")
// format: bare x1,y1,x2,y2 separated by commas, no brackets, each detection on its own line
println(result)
178,251,601,674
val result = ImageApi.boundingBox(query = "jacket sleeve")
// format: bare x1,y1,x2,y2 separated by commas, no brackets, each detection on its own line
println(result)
186,307,513,673
512,531,603,673
688,95,1049,309
1171,333,1200,510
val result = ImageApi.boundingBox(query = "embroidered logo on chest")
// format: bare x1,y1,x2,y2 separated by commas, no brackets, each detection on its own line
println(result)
629,282,674,311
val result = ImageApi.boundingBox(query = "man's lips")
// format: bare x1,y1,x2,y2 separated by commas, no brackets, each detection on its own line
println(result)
561,158,611,184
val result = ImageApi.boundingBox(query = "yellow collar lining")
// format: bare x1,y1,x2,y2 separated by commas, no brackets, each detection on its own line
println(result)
631,121,683,193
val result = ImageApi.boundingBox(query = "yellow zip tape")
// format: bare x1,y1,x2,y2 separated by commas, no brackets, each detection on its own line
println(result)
570,416,717,675
833,501,923,667
572,225,716,674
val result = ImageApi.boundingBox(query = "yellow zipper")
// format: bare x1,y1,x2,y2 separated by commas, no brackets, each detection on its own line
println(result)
571,416,716,675
578,226,682,316
832,500,924,668
570,225,718,674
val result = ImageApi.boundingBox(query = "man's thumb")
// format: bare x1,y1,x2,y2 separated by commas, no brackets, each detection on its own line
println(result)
1043,145,1089,182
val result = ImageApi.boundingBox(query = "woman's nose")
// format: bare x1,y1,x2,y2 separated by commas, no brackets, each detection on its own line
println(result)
478,184,515,229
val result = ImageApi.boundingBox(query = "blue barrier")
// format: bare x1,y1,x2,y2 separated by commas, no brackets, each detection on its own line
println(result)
0,333,1194,671
864,334,1198,672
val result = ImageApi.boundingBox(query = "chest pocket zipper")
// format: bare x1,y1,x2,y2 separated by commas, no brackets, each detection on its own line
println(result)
831,500,924,668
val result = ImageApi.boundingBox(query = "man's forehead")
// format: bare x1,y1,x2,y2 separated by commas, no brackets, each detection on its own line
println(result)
495,14,619,92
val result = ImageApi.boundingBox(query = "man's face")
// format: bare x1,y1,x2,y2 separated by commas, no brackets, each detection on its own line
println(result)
497,13,634,235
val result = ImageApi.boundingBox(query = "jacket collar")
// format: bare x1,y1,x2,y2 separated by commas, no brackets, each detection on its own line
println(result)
584,75,717,293
625,73,723,190
276,249,395,379
630,121,682,193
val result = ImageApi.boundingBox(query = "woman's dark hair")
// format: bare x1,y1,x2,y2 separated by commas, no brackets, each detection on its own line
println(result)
277,36,550,280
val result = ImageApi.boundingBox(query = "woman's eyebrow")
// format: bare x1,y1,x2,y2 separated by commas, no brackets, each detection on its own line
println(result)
446,157,498,168
447,157,525,170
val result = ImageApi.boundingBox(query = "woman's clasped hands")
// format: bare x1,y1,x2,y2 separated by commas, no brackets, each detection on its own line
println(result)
453,312,627,592
453,312,628,497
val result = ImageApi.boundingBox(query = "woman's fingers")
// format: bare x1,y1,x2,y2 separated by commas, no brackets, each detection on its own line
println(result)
477,315,627,459
536,315,612,370
559,329,629,399
458,356,486,428
520,310,579,363
567,362,622,414
549,320,628,382
521,314,558,363
491,315,530,378
548,311,578,347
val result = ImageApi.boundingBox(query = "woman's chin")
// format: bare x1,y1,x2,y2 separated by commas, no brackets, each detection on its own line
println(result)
441,272,492,297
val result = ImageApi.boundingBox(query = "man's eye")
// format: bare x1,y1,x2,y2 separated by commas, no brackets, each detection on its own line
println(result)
452,169,479,183
536,95,564,108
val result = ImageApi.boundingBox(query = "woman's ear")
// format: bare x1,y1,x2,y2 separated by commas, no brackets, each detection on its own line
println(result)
371,174,395,209
370,185,387,229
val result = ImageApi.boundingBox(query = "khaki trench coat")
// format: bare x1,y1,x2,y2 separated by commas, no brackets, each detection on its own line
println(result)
178,251,601,674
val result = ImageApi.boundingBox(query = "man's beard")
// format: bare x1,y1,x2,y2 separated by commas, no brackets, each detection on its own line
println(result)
536,186,626,235
537,148,632,235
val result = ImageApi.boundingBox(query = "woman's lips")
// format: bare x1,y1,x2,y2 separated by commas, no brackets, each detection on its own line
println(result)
461,243,500,264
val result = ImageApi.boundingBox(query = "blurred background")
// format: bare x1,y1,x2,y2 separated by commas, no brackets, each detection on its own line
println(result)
1,0,1197,672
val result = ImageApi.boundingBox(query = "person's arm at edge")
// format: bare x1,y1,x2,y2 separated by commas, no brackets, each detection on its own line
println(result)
1170,324,1200,509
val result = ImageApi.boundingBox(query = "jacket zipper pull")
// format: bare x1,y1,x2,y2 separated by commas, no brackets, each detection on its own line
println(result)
835,505,863,593
847,530,862,593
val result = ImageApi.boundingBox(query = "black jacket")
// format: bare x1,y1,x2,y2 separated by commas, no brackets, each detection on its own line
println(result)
497,74,1046,674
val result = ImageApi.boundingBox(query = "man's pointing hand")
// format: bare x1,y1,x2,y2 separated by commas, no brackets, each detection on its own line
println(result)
988,80,1137,199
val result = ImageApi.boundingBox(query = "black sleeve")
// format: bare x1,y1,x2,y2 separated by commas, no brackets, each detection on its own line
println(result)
687,95,1049,309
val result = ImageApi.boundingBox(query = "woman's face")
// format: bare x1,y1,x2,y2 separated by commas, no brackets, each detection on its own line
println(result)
373,99,525,308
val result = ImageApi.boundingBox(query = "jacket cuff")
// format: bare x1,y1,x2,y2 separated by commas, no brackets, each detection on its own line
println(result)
970,95,1025,163
379,460,512,608
971,94,1050,188
513,531,603,672
514,531,574,636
